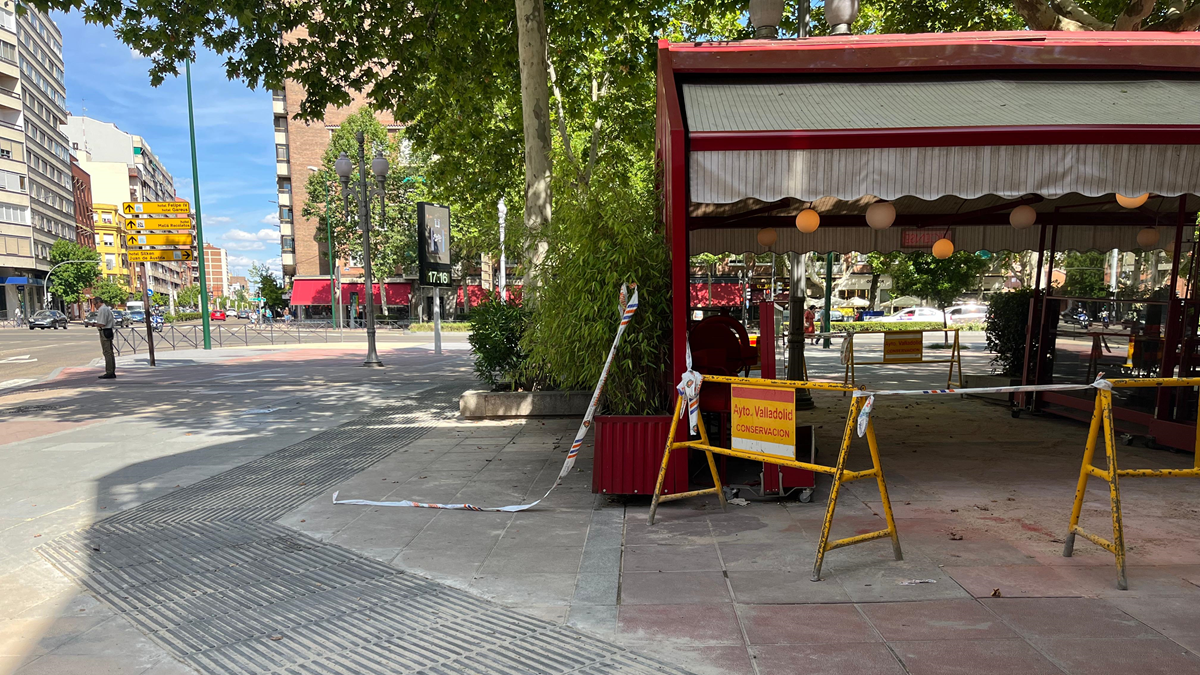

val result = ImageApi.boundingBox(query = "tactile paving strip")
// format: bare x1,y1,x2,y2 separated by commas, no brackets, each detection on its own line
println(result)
38,386,690,675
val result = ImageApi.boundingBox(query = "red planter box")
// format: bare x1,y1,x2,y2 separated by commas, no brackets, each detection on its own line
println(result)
592,415,688,495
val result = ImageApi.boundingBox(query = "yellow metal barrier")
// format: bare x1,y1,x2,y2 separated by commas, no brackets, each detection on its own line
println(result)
1063,377,1200,590
842,329,963,389
648,375,902,581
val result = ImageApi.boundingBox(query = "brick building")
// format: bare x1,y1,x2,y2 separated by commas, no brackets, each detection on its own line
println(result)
203,243,228,299
70,155,94,250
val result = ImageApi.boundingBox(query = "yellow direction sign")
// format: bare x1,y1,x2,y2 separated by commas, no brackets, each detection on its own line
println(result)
123,201,190,215
125,217,192,231
128,249,195,263
126,233,194,247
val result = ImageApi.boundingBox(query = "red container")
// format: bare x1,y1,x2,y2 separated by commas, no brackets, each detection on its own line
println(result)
592,415,688,495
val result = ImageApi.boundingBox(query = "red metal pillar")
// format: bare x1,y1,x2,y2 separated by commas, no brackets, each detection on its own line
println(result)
759,300,776,379
1156,198,1188,419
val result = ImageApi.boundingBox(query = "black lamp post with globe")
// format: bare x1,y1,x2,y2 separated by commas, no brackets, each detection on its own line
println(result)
334,130,388,368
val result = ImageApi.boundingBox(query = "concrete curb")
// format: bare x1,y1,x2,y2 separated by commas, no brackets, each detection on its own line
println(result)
460,389,591,419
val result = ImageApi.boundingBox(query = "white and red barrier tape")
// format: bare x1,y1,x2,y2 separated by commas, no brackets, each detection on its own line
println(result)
333,284,640,513
852,378,1113,437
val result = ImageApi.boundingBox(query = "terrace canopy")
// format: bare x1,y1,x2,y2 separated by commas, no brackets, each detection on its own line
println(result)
659,33,1200,395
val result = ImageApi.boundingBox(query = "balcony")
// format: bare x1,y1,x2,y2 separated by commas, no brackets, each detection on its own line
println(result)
272,99,286,115
274,130,287,145
277,191,290,207
276,162,289,177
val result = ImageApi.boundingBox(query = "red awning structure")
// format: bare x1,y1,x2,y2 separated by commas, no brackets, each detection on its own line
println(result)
659,32,1200,449
289,279,412,306
457,285,489,308
690,282,742,307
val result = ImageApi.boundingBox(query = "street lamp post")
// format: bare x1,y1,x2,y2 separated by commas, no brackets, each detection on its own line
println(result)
308,166,339,329
335,131,386,368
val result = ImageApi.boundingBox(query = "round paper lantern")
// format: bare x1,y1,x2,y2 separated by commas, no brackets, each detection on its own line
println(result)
1136,227,1160,249
932,238,954,259
1009,205,1037,230
1165,241,1175,257
1117,193,1149,209
795,208,820,233
757,227,777,248
866,201,896,230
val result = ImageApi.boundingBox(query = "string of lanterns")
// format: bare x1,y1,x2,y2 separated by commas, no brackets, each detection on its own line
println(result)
756,192,1161,260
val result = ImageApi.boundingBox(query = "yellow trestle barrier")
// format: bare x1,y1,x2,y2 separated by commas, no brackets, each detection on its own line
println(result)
1063,377,1200,590
648,374,903,582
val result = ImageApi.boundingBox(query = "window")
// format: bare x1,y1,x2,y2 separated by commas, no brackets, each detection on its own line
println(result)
0,170,24,192
279,206,292,221
281,236,295,252
0,203,27,223
275,144,289,161
278,178,291,193
274,116,287,131
105,253,115,270
102,233,114,246
101,212,113,224
0,8,13,32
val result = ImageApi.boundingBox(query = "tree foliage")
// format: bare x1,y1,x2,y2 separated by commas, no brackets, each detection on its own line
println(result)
91,279,131,307
1057,251,1110,298
177,285,201,308
48,239,101,304
249,262,286,312
890,251,991,315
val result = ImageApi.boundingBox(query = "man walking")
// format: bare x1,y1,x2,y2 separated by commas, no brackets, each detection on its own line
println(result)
87,300,116,379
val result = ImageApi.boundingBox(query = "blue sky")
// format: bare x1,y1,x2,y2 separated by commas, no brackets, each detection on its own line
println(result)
56,11,281,280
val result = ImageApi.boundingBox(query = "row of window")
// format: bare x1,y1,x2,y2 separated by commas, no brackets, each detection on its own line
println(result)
18,23,62,84
24,88,63,130
21,10,61,57
17,55,65,110
25,119,68,162
0,40,15,64
0,202,27,223
28,149,70,191
0,168,24,192
32,181,73,214
32,211,72,239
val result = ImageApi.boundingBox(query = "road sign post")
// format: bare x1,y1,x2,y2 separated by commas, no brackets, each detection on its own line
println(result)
185,58,212,350
139,262,156,367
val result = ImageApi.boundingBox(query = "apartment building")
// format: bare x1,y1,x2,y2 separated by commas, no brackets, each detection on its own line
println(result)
228,275,248,294
0,4,76,318
203,243,228,298
271,81,399,287
93,203,132,286
62,115,192,297
71,155,94,249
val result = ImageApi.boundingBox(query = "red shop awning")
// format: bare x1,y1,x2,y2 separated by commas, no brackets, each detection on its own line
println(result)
289,280,413,306
690,282,742,307
457,285,490,308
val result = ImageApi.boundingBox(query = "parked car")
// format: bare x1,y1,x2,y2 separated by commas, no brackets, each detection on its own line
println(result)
237,309,250,319
112,310,132,327
128,311,146,324
211,310,227,321
28,309,68,330
878,307,946,323
945,304,987,324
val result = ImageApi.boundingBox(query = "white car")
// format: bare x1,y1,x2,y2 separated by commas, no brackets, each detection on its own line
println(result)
878,307,946,322
945,304,987,323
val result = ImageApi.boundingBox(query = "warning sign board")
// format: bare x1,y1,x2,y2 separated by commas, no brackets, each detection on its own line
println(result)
883,331,923,363
731,384,796,460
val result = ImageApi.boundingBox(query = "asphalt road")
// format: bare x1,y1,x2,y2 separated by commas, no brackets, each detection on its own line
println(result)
0,325,100,384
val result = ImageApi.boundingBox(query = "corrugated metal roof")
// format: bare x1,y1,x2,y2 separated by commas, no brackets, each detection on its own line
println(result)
691,144,1200,203
682,77,1200,132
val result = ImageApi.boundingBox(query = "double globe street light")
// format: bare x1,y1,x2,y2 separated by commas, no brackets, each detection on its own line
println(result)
335,130,388,368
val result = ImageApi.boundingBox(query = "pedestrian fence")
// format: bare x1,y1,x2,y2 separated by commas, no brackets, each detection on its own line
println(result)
841,328,964,389
656,373,1200,589
113,323,331,355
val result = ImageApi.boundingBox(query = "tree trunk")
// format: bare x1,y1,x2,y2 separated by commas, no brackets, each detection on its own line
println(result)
515,0,552,288
867,273,879,311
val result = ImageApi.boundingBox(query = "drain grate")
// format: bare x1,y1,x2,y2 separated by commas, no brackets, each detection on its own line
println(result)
39,384,690,675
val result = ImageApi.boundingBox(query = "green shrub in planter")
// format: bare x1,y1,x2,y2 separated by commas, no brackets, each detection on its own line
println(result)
165,312,201,323
986,289,1035,377
408,322,471,332
468,295,532,390
522,165,671,415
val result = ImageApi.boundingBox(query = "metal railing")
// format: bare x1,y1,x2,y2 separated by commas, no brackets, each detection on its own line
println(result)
113,324,331,355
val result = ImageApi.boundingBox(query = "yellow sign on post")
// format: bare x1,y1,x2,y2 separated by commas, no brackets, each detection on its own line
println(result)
731,384,796,460
883,331,923,363
126,233,194,247
125,217,192,230
128,249,194,262
123,201,190,215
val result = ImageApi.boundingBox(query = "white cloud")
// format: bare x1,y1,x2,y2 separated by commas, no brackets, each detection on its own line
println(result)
261,212,280,226
224,241,266,252
225,228,279,242
208,216,233,224
130,47,146,59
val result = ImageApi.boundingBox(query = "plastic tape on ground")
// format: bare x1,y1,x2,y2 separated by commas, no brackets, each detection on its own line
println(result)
333,285,640,513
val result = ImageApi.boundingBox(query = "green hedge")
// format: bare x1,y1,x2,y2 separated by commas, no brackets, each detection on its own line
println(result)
408,322,471,332
828,321,986,333
165,312,202,323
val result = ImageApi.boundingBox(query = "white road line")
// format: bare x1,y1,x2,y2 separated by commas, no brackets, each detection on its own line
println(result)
0,355,36,363
0,378,35,389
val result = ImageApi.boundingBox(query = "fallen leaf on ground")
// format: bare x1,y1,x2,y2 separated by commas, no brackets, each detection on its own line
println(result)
991,588,1002,597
